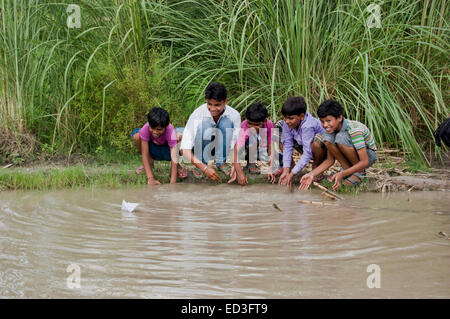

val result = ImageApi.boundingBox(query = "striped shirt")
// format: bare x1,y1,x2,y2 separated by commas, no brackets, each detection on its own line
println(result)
345,119,377,151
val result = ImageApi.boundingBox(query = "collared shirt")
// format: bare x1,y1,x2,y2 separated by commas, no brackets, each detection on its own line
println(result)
180,103,241,150
281,112,325,174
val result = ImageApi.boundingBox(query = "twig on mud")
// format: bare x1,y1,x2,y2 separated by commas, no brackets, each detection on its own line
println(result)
312,182,344,200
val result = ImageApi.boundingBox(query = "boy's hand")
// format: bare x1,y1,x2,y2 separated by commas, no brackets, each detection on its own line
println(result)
267,170,276,184
286,172,294,189
227,166,237,183
299,173,313,190
228,166,247,186
205,166,221,182
236,171,248,186
330,171,344,190
147,177,160,185
278,168,290,186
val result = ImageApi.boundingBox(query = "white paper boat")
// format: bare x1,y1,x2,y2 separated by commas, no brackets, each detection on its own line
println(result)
121,200,139,213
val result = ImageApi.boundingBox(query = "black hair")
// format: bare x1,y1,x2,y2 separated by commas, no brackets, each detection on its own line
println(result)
246,102,268,122
317,99,344,118
205,82,227,101
434,117,450,147
281,96,307,116
147,107,170,128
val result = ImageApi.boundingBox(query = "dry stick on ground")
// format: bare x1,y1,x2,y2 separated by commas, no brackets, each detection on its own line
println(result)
312,182,344,200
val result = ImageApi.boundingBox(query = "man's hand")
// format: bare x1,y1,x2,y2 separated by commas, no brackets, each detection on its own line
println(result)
329,171,344,190
148,177,161,185
204,166,221,182
299,173,314,190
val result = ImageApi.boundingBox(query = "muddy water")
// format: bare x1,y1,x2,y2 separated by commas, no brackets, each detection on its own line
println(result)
0,185,449,298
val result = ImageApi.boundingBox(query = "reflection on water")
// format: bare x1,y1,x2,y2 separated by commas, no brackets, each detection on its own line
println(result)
0,184,449,298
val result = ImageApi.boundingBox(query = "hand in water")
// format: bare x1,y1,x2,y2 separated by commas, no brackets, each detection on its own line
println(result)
299,173,313,190
228,166,236,183
148,178,161,185
267,170,276,184
228,166,247,186
278,169,290,186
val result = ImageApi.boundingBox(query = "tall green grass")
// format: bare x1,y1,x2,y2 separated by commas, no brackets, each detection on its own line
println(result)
145,0,449,163
0,0,160,154
0,0,448,165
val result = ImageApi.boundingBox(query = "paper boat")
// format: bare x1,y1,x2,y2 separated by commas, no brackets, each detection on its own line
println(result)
121,200,139,213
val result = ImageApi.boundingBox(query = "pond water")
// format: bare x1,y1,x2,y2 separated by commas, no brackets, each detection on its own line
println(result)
0,184,449,298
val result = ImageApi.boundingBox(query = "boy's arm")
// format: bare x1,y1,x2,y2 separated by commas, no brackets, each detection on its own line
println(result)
141,140,159,184
298,148,335,190
291,127,315,175
169,146,178,184
278,126,294,186
268,142,274,168
330,147,369,190
281,126,294,172
228,146,247,186
342,147,369,178
234,146,247,185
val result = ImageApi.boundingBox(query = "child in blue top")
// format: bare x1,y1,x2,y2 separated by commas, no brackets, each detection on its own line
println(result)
278,97,326,188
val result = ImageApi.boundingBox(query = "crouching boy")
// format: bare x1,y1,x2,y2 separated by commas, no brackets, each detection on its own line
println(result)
132,107,186,185
277,96,327,188
299,99,377,191
228,102,277,186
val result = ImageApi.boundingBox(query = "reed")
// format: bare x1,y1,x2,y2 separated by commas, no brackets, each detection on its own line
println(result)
0,0,448,165
0,0,154,152
145,0,449,163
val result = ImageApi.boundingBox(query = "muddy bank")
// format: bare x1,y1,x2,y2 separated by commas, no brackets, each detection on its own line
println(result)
1,152,449,192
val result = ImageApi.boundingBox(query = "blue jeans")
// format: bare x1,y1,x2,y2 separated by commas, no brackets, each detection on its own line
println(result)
193,117,234,165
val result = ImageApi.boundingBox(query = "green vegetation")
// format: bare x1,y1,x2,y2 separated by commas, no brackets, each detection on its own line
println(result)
0,0,448,168
147,0,449,164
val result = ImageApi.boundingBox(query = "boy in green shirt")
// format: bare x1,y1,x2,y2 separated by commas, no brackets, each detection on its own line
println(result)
299,99,377,191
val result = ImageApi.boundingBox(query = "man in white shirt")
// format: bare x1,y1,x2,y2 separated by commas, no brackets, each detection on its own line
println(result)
181,82,241,181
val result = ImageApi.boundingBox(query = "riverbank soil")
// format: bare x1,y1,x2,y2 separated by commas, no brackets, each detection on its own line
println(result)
0,146,448,192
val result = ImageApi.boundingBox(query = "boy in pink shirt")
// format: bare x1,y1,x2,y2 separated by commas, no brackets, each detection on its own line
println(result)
131,107,187,184
228,102,280,186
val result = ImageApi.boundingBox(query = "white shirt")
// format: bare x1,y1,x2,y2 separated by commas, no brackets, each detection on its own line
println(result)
180,103,241,150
